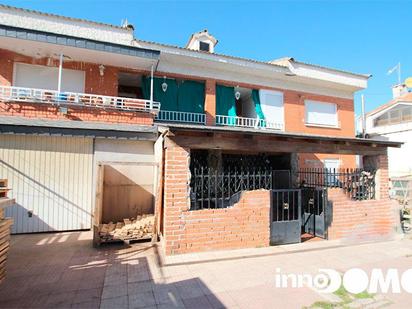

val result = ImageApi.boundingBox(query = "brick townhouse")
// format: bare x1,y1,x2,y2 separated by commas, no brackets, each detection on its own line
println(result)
0,5,401,255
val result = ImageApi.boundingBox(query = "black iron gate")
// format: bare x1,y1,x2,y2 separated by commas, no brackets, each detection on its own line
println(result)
270,189,301,245
301,188,329,239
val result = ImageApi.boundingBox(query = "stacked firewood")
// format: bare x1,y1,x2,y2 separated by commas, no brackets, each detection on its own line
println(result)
98,214,154,242
0,179,14,284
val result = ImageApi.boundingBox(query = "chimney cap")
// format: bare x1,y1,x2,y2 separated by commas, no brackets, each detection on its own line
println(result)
392,83,408,99
186,29,218,53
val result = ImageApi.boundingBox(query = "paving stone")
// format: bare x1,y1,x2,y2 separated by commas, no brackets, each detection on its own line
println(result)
102,283,128,299
153,285,183,306
71,299,100,309
174,279,205,300
127,280,154,294
183,295,213,309
128,291,156,308
74,287,102,304
206,292,238,309
100,295,128,309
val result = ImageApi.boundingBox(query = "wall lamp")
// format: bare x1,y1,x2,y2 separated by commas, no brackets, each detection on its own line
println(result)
99,64,105,77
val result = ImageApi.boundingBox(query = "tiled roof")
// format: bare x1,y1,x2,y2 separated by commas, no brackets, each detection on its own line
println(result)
1,4,370,79
0,4,129,31
137,39,288,70
270,57,371,78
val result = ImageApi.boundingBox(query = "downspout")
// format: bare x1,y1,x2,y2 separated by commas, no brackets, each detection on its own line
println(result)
150,58,161,111
154,128,169,243
57,53,63,94
150,64,154,110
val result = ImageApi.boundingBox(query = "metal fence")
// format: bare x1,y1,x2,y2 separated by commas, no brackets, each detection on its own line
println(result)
296,168,376,200
190,168,272,210
215,115,284,130
155,110,206,124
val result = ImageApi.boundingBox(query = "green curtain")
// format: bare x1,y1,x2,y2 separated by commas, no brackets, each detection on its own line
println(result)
252,89,265,120
177,80,205,113
216,85,237,124
141,76,178,111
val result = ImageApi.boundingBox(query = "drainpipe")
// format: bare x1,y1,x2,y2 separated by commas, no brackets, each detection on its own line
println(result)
150,64,154,110
57,53,63,94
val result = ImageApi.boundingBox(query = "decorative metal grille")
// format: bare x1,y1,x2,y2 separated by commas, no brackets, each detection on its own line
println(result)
190,167,272,210
297,168,376,200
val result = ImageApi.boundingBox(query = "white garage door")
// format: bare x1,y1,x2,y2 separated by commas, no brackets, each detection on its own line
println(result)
0,135,93,233
13,62,85,93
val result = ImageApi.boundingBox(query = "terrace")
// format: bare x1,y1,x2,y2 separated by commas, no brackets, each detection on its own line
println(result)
0,85,160,114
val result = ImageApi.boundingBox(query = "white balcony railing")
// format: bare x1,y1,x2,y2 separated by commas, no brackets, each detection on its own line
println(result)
216,115,284,130
0,85,160,113
155,110,206,124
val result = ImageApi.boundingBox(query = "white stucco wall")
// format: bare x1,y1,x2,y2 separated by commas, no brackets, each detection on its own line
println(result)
94,139,154,163
384,131,412,177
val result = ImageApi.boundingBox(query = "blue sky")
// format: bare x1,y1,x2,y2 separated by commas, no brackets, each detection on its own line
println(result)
3,0,411,115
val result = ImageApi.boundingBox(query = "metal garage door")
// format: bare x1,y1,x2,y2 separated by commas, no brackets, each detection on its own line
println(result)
0,135,93,233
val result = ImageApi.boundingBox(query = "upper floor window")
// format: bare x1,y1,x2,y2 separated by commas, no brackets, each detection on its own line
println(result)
373,104,412,127
305,100,338,127
13,63,85,93
199,41,210,52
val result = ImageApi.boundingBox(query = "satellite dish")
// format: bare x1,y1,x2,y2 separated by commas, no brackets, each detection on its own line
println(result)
405,77,412,88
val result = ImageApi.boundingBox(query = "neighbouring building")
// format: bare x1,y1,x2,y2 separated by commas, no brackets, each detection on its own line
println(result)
0,5,401,255
364,84,412,178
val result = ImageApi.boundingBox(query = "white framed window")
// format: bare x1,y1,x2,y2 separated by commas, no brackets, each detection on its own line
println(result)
323,158,340,169
305,100,338,127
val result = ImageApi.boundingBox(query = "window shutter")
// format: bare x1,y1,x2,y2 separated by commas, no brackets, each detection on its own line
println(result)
305,100,338,127
14,63,85,93
259,90,284,125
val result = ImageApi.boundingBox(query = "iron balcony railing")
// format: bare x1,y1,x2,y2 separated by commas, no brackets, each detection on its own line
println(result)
0,85,160,113
155,110,206,124
216,115,284,130
296,168,376,200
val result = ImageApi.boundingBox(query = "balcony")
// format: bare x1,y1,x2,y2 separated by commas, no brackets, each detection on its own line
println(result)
216,115,284,130
0,85,160,114
155,110,206,125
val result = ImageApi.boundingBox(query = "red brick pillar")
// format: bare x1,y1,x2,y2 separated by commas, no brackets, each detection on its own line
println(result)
363,152,389,200
0,56,13,86
204,79,216,125
163,142,190,255
376,154,389,200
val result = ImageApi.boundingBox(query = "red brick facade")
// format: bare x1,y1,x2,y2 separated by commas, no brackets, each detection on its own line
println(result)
163,143,271,255
328,190,397,241
204,79,216,125
161,137,395,255
0,49,154,125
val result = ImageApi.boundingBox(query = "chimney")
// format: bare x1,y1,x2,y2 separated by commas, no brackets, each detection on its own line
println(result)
186,29,218,53
392,84,408,99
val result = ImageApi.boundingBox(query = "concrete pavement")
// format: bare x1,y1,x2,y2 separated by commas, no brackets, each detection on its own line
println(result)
0,231,411,308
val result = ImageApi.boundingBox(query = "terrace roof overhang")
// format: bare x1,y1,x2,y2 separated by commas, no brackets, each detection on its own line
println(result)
0,25,160,70
160,124,402,156
0,116,158,141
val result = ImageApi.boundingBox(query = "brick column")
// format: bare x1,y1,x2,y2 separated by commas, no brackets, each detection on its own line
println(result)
163,143,190,255
363,152,389,200
204,79,216,125
376,154,389,200
0,56,13,86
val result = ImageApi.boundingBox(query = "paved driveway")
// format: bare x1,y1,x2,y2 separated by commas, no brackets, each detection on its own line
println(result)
0,232,411,308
